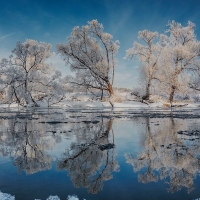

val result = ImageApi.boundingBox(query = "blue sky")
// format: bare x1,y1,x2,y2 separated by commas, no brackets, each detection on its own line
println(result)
0,0,200,88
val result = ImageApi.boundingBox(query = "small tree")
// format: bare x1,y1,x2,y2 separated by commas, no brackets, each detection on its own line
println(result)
57,20,119,97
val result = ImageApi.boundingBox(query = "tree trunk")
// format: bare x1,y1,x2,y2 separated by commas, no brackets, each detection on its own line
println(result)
101,89,104,100
142,82,150,101
104,119,114,137
13,86,21,104
24,73,29,104
106,80,114,109
29,93,39,107
168,85,176,105
107,81,114,96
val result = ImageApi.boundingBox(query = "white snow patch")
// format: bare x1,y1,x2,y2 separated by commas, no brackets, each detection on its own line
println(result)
113,101,149,108
149,102,163,108
185,103,199,108
2,97,200,110
0,103,21,108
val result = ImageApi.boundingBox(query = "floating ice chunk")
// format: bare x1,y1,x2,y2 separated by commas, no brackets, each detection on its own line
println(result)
0,191,15,200
46,196,60,200
0,192,84,200
67,195,79,200
46,195,81,200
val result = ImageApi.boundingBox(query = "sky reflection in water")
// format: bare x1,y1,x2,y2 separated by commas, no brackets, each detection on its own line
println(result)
0,110,200,200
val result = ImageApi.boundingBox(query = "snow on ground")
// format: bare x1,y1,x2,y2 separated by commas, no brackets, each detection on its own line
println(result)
0,100,200,110
0,101,150,109
0,91,200,110
0,103,21,109
185,103,200,108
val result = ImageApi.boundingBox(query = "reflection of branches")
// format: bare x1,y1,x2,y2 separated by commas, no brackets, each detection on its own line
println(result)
125,117,200,193
138,166,158,183
57,118,119,194
0,115,60,174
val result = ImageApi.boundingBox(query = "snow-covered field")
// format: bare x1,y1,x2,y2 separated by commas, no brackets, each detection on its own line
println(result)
0,92,200,111
1,100,200,111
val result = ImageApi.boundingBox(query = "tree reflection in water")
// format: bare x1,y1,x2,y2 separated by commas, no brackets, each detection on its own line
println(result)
125,117,200,193
0,113,119,194
0,114,61,174
57,118,119,194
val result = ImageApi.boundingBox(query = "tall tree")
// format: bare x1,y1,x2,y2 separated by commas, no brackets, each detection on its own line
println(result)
126,30,162,100
57,20,119,97
158,21,200,104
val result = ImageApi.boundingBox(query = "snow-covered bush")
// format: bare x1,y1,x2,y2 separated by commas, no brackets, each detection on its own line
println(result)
106,91,128,103
110,93,123,103
131,85,146,99
66,92,98,102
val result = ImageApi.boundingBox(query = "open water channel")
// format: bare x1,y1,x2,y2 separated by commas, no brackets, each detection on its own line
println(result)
0,108,200,200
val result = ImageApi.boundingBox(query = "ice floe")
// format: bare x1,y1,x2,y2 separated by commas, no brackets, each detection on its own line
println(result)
0,191,15,200
0,192,83,200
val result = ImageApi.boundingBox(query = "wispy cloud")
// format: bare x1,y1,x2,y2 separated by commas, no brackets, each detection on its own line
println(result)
0,32,15,41
110,7,133,36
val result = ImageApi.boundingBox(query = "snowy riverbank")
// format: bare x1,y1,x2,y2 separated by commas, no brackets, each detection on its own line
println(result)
0,100,199,111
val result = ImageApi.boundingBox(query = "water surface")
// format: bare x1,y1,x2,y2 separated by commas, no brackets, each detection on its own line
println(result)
0,109,200,200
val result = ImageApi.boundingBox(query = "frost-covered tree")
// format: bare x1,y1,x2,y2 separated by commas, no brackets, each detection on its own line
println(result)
0,40,66,106
158,21,200,104
126,30,162,100
57,20,119,97
127,21,200,104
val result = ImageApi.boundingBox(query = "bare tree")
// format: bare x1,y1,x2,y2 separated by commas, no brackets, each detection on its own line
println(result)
126,30,162,100
57,20,119,97
0,39,66,106
158,21,200,104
